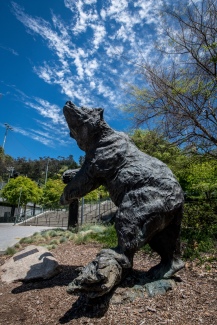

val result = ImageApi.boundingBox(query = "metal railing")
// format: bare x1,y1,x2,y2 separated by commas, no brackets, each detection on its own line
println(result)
13,198,117,227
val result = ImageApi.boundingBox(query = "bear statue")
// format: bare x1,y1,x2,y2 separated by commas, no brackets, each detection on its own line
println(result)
60,101,185,298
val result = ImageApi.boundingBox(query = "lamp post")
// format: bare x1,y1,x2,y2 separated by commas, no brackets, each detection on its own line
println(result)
2,123,13,150
7,166,14,182
45,159,50,186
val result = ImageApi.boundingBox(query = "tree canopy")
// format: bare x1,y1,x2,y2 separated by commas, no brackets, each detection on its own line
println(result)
0,150,78,184
130,129,190,189
40,179,65,209
125,0,217,157
1,176,42,206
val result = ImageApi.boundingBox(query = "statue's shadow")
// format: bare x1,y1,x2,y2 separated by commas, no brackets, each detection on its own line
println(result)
58,268,181,323
59,291,112,323
11,265,181,323
58,270,147,323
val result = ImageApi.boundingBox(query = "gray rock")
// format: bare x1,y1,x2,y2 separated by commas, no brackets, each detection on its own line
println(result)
145,279,175,297
1,245,60,283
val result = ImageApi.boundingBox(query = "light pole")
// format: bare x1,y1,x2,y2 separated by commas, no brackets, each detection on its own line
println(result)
2,123,13,150
7,166,14,182
45,159,50,186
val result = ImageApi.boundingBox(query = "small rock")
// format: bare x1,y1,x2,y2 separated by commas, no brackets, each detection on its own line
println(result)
145,279,175,297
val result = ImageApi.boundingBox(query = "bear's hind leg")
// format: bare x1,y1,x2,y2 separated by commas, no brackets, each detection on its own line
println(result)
148,216,185,280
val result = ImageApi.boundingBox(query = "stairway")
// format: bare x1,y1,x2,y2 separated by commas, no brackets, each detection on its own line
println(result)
18,200,117,227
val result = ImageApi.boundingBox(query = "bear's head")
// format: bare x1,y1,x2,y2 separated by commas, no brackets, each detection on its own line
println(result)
63,101,104,151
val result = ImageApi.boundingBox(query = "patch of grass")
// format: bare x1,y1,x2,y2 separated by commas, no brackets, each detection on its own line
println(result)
46,244,55,250
32,234,45,243
19,237,34,244
63,231,71,238
41,231,51,240
59,236,68,243
47,230,58,237
73,233,92,245
88,224,117,248
69,233,76,241
68,226,79,233
5,247,16,255
49,239,60,245
140,244,152,254
33,232,40,236
14,243,21,249
181,227,216,260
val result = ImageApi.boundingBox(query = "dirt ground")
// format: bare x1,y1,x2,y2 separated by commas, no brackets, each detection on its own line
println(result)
0,241,216,325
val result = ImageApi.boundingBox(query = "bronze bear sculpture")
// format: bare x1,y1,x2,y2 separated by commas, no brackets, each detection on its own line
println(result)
60,101,185,298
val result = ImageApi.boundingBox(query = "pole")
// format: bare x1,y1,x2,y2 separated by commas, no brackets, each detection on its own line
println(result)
7,166,14,182
45,159,49,186
14,187,22,225
2,123,13,150
81,197,84,225
17,188,22,215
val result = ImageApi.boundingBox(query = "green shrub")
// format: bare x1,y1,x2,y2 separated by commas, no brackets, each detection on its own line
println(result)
19,237,34,244
5,247,16,255
64,231,72,238
47,230,58,237
69,233,76,241
181,200,217,259
59,236,68,243
49,239,59,245
74,233,91,245
14,243,21,249
89,224,117,248
41,231,50,240
46,244,55,250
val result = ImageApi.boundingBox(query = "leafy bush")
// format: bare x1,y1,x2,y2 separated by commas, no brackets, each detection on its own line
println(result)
89,224,117,248
181,201,217,259
19,237,34,244
5,247,16,255
59,236,68,243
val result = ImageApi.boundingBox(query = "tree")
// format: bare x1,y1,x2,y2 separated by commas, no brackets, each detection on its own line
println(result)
125,0,217,156
0,147,14,181
185,159,217,200
130,129,191,190
84,186,109,202
40,179,65,209
1,176,42,207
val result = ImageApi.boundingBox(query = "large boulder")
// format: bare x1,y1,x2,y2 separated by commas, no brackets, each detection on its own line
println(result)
1,245,60,283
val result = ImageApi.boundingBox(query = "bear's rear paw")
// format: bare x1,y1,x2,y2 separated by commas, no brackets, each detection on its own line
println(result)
67,249,130,298
147,258,185,280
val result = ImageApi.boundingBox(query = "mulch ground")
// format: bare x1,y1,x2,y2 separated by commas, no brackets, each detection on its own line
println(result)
0,241,216,325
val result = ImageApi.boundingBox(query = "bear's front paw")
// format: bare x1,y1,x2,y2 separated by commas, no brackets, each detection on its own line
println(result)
67,250,126,298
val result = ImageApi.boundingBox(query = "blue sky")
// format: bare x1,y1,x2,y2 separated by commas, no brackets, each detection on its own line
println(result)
0,0,176,163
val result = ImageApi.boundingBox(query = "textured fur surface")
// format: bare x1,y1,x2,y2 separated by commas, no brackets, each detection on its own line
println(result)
61,101,185,297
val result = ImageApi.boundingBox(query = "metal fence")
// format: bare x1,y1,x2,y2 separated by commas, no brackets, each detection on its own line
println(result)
13,198,117,227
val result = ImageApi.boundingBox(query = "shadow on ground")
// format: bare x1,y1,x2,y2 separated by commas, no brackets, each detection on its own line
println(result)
11,266,182,323
11,264,80,293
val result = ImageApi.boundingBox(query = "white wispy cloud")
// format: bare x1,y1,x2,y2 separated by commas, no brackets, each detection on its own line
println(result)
11,0,174,116
0,45,19,56
11,2,73,61
14,126,55,147
25,97,64,125
91,24,106,50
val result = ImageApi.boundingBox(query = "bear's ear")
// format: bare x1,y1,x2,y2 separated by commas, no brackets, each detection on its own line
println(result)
97,108,104,120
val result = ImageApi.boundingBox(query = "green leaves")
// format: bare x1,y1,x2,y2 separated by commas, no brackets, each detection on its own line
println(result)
39,179,65,209
1,176,42,206
186,160,217,200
